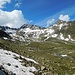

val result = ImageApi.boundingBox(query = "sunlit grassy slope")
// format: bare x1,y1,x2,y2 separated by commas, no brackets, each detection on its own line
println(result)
0,38,75,74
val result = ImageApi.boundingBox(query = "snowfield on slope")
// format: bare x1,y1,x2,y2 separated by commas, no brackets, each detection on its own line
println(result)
0,49,38,75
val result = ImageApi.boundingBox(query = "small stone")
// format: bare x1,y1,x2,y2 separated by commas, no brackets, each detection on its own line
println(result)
15,65,19,68
49,66,53,70
7,63,11,66
72,67,75,70
40,66,46,70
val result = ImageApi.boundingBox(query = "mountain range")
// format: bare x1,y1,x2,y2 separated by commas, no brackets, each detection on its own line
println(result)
0,19,75,75
0,20,75,42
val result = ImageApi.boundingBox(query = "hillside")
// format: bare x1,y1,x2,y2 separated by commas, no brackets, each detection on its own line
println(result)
0,20,75,75
0,37,75,74
9,20,75,42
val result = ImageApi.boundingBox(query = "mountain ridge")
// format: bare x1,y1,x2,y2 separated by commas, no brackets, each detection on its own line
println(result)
0,20,75,42
0,20,75,75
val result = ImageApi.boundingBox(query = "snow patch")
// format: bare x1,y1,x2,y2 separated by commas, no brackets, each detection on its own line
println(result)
65,38,69,41
68,35,74,41
3,37,8,40
0,49,38,75
59,33,65,40
51,34,58,38
25,58,38,64
59,24,63,30
61,54,67,57
5,29,17,34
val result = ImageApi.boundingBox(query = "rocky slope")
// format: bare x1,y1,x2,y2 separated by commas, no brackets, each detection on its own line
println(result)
1,36,75,75
0,20,75,42
12,20,75,42
0,26,17,35
49,20,75,41
0,30,11,39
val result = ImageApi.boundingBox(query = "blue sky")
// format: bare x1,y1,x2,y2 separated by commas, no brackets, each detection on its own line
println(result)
0,0,75,28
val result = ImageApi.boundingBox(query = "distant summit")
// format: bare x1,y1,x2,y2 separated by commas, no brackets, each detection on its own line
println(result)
20,24,43,30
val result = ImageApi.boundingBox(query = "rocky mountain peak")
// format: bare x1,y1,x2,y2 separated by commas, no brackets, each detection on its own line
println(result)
0,20,75,42
55,19,67,25
20,24,42,30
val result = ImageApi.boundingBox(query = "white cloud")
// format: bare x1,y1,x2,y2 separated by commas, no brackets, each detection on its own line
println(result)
15,0,22,8
0,0,11,8
47,19,55,27
0,10,28,28
59,14,70,22
28,20,33,24
15,2,21,8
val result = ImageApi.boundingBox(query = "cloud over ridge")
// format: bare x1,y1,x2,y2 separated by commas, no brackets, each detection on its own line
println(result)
0,10,28,28
59,14,70,22
0,0,29,28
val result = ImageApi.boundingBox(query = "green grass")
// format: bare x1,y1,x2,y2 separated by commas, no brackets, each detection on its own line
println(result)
0,38,75,74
